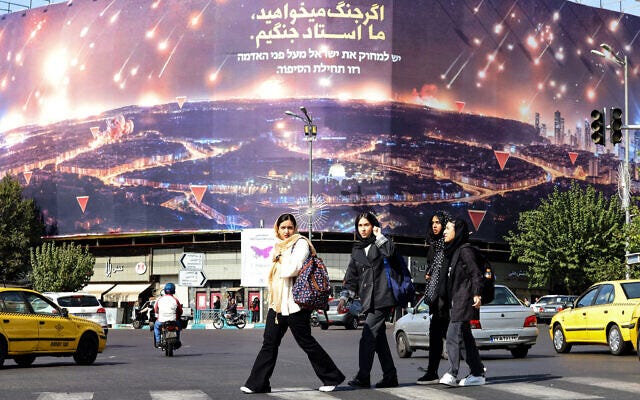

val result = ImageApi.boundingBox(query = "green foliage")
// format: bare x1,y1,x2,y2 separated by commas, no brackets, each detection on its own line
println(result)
504,183,625,294
30,242,95,292
0,175,45,283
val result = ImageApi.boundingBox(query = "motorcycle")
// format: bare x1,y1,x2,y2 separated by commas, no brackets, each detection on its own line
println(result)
158,320,181,356
212,310,246,329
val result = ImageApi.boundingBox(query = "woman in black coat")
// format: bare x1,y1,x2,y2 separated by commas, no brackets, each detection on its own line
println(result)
339,212,398,389
440,218,485,387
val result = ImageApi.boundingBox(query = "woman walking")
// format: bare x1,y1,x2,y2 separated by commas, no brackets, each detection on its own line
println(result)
440,218,486,387
417,211,451,384
339,212,399,389
241,213,345,394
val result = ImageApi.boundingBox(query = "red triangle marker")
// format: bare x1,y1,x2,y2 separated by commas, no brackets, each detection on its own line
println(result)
76,196,89,213
23,171,32,185
468,210,486,231
455,101,465,112
568,152,578,165
190,185,207,204
494,150,509,170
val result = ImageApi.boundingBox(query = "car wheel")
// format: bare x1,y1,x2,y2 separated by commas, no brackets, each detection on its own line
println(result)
510,346,529,359
553,324,572,353
73,333,99,365
608,325,629,355
0,338,7,367
13,354,36,367
132,320,143,329
637,330,640,361
344,316,357,330
350,316,359,330
320,323,329,330
396,332,413,358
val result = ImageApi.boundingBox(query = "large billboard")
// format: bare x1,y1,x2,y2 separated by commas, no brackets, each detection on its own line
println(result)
0,0,636,242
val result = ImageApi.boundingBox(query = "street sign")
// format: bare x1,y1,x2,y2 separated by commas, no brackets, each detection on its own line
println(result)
626,252,640,265
180,253,204,270
179,270,207,287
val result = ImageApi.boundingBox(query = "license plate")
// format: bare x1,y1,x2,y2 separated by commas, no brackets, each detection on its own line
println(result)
166,331,177,339
491,335,517,342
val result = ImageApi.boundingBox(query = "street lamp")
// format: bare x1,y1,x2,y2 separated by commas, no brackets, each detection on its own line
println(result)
591,43,631,279
285,107,317,239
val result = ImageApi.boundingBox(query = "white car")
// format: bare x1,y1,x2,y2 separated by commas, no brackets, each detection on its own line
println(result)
394,285,538,359
44,292,109,335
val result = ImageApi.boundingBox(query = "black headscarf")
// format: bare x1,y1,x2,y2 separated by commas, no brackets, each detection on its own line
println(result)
353,212,380,249
444,218,470,257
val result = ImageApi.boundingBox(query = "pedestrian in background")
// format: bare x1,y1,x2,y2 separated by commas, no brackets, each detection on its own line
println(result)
339,212,399,389
251,296,260,323
417,211,451,385
439,218,486,387
241,213,344,394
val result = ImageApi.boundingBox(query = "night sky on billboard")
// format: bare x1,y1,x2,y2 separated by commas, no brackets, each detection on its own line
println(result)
0,0,637,241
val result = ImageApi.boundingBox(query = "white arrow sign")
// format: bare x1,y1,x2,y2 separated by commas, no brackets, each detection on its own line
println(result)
180,253,204,270
179,270,207,287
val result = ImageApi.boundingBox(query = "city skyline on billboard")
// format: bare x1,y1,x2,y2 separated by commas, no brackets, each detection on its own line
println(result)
0,0,637,242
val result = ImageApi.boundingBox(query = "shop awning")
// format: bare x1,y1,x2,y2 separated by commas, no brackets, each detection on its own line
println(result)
102,283,154,303
81,284,116,299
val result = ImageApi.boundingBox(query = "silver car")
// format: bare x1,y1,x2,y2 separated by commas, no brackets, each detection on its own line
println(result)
316,298,363,330
44,292,109,335
394,285,538,359
530,295,578,323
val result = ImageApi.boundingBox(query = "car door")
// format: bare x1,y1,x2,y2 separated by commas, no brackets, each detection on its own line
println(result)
586,284,615,343
561,286,599,342
0,291,39,353
22,292,78,352
403,298,431,348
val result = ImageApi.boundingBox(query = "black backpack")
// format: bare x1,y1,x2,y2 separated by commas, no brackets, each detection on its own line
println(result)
451,243,495,305
383,250,416,308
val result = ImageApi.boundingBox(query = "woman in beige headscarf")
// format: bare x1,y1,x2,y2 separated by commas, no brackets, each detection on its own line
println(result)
241,213,344,394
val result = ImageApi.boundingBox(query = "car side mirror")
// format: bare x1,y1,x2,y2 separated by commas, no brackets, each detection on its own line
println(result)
60,308,69,318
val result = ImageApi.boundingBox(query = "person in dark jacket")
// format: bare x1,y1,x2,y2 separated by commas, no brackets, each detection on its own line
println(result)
439,218,486,387
417,211,451,385
339,212,399,389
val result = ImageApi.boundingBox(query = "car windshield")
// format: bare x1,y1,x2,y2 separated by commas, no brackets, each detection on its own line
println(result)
56,295,100,307
621,282,640,299
486,287,521,305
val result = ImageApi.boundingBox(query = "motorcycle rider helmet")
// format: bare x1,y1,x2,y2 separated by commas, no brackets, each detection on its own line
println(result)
164,282,176,294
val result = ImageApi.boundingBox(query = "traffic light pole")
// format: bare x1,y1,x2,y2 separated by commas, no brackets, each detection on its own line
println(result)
624,55,631,280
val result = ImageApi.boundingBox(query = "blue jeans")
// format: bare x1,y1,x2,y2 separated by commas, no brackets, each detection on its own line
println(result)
154,320,181,345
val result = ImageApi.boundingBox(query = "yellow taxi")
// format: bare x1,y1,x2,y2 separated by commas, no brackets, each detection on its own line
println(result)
550,279,640,355
0,288,107,367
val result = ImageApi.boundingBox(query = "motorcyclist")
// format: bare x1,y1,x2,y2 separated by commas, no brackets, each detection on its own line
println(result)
153,283,183,348
225,297,238,323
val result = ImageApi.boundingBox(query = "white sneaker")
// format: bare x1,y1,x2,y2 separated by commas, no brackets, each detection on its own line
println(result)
318,385,336,392
459,375,486,386
439,372,457,386
240,386,254,394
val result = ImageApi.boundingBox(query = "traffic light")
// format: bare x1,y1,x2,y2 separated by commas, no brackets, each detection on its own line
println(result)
610,107,623,145
590,109,606,146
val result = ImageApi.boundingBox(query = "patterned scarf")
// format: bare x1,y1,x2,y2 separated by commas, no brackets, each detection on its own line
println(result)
425,237,445,304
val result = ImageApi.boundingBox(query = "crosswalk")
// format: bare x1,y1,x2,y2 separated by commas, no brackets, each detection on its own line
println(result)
29,377,638,400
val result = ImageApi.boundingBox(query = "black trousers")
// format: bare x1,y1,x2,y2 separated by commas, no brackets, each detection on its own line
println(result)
426,315,449,375
244,308,345,392
356,307,397,382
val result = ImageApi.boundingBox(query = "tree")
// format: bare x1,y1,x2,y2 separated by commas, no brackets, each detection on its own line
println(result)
30,242,95,292
504,183,625,294
0,175,45,284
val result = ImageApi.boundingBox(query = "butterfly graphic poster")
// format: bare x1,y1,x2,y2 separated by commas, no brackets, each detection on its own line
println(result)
241,229,275,287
